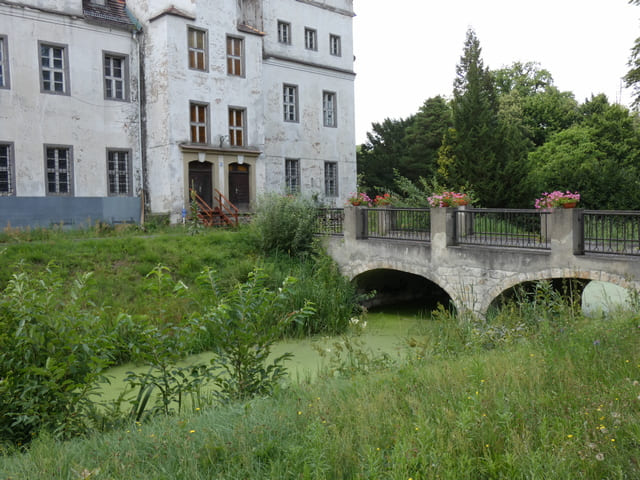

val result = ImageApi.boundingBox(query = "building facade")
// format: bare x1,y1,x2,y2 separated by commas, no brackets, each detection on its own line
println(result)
0,0,356,226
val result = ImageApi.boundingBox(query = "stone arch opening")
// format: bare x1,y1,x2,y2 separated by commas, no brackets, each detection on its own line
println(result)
353,269,454,314
487,277,590,315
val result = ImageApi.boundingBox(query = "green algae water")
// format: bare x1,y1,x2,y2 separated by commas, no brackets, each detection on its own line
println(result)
100,305,428,404
100,281,630,404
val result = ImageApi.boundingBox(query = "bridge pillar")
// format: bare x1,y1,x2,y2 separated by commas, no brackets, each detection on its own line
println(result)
550,208,584,258
343,205,367,242
430,207,456,254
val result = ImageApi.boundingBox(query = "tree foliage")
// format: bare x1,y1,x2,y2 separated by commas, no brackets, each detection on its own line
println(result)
359,23,640,211
439,29,529,207
528,95,640,209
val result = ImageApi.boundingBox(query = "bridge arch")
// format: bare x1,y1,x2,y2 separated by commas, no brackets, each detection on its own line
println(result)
345,261,459,312
481,269,637,316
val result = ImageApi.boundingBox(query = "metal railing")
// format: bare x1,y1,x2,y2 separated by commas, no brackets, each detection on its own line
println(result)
315,208,344,236
366,208,431,242
455,208,550,250
584,210,640,256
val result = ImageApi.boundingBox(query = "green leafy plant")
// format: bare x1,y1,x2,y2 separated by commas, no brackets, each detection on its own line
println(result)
249,194,319,257
203,268,315,402
0,264,113,446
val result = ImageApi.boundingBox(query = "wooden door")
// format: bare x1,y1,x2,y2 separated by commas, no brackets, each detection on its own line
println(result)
188,161,213,207
229,163,250,208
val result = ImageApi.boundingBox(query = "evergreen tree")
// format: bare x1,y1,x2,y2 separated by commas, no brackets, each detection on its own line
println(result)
403,96,452,182
439,28,524,207
357,117,413,194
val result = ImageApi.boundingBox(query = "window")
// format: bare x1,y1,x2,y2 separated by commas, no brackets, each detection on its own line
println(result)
190,102,209,144
228,108,246,147
329,34,341,56
323,91,337,127
285,158,300,194
39,42,69,94
283,84,298,122
226,36,244,76
324,162,338,197
0,143,15,195
107,150,132,196
104,53,127,100
0,36,9,89
45,146,73,195
277,21,291,44
188,27,207,71
304,28,317,51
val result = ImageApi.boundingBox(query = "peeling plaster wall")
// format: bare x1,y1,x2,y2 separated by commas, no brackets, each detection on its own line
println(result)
18,0,83,16
131,0,266,219
130,0,355,218
262,0,356,205
0,3,141,198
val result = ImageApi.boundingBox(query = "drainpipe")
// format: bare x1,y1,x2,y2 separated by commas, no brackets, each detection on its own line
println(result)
128,7,149,223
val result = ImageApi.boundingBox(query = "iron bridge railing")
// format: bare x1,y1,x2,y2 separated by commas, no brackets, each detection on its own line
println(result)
315,207,640,257
455,208,551,250
314,208,344,236
584,210,640,256
365,207,431,242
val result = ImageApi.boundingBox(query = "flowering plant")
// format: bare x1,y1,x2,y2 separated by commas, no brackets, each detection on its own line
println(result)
427,191,470,208
534,191,580,209
373,193,393,207
346,192,372,206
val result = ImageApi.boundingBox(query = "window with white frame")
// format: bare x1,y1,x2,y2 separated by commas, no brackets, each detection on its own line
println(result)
226,36,244,76
324,161,338,197
283,84,298,122
0,143,15,195
107,149,132,196
45,146,73,195
323,91,337,127
0,36,9,89
104,53,127,100
190,102,209,144
39,42,69,94
188,27,207,71
304,28,317,51
285,158,300,194
228,108,246,147
329,34,341,56
277,21,291,44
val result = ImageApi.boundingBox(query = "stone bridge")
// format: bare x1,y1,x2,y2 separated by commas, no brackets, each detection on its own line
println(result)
322,207,640,317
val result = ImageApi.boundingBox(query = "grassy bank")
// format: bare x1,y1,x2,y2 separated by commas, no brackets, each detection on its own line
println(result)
1,312,638,479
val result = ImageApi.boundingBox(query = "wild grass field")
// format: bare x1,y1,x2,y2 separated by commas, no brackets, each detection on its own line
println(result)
1,219,639,479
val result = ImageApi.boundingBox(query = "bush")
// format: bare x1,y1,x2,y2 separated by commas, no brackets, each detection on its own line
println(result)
0,264,113,446
249,194,318,257
260,250,361,336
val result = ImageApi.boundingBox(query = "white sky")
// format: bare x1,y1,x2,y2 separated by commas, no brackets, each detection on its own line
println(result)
352,0,640,143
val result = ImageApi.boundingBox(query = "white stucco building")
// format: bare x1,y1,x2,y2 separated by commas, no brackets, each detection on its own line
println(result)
0,0,357,226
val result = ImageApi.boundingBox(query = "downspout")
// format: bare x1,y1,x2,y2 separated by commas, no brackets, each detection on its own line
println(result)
127,7,149,223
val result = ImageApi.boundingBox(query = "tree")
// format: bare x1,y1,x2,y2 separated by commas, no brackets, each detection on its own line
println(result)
403,96,452,182
625,0,640,108
440,29,527,207
528,95,640,209
357,117,413,194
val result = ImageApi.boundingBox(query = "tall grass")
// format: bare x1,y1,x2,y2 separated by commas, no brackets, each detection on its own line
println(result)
2,311,638,478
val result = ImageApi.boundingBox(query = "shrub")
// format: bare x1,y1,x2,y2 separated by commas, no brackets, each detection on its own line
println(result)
0,264,113,446
249,194,318,257
201,268,315,402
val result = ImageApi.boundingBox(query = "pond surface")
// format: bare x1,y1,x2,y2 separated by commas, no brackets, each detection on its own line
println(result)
101,281,631,403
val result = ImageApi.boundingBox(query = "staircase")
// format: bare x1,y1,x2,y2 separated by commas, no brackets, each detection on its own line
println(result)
190,189,239,228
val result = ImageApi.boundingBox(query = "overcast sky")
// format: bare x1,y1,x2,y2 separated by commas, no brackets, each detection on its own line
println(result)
352,0,640,144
